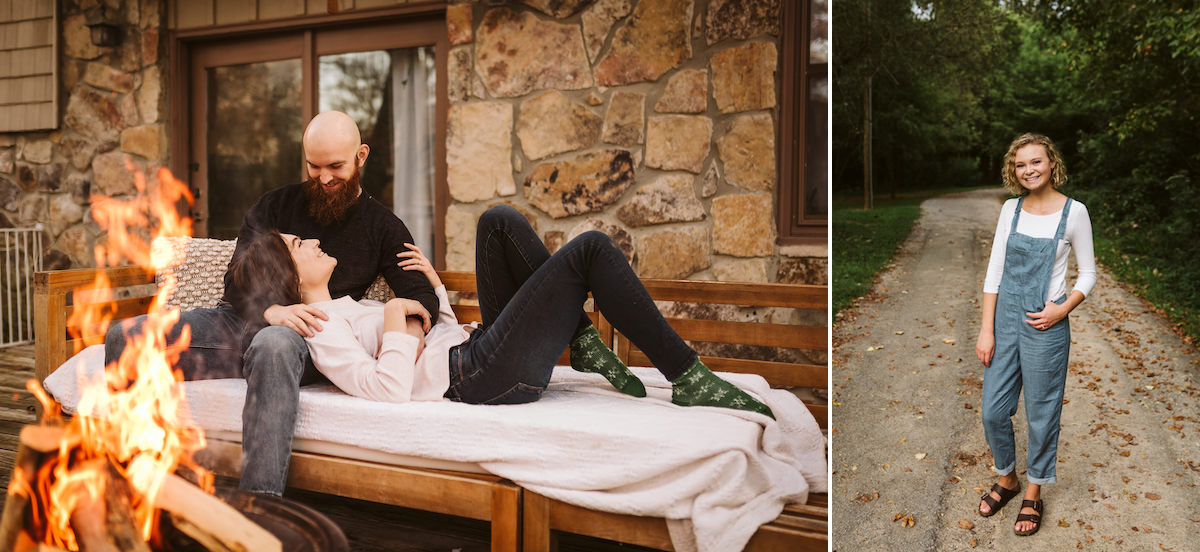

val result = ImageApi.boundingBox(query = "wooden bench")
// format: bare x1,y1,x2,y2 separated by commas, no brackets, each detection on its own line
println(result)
34,266,827,551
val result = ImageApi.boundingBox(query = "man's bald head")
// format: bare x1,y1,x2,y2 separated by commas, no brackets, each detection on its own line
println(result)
303,110,362,153
302,111,370,225
303,111,370,184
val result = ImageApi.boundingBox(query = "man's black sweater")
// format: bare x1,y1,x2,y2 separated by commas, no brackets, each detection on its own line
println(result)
221,182,439,333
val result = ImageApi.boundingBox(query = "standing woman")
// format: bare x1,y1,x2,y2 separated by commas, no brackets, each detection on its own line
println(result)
974,133,1096,536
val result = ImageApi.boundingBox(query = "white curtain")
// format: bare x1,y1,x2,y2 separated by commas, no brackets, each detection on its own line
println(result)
390,48,435,258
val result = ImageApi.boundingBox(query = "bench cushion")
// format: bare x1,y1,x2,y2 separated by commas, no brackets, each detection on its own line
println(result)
46,345,827,552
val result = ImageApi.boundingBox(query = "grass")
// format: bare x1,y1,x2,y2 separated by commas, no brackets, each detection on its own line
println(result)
1092,235,1200,346
832,186,992,316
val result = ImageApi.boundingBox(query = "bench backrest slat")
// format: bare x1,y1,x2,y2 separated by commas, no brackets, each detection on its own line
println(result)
38,269,828,431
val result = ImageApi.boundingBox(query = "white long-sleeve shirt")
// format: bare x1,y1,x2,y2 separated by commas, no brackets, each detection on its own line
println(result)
984,197,1097,301
304,285,472,402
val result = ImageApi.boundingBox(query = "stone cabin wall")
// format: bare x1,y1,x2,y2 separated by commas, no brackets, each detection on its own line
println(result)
0,0,165,270
444,0,827,288
0,0,826,291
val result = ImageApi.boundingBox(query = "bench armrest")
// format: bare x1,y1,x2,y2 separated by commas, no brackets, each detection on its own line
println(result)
33,266,155,382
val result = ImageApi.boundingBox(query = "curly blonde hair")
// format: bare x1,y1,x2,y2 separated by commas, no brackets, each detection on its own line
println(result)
1001,133,1067,195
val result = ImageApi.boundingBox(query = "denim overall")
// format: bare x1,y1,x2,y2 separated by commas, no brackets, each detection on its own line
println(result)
982,196,1073,485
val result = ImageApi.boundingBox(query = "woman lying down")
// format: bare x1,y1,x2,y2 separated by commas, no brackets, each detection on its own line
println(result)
230,204,773,416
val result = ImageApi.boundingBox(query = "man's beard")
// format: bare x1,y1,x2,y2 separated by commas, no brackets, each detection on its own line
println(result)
305,164,362,226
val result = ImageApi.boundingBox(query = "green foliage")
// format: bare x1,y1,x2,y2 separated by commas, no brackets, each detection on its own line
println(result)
833,0,1019,196
833,203,922,315
834,0,1200,341
1048,0,1200,341
1092,233,1200,344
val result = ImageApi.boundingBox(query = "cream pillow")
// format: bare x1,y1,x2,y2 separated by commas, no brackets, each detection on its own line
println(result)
152,237,236,311
152,236,393,308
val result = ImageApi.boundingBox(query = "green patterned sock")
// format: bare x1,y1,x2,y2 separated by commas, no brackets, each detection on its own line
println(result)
569,326,646,398
671,359,774,419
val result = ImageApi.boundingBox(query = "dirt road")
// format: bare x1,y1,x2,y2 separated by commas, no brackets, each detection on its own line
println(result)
831,189,1200,551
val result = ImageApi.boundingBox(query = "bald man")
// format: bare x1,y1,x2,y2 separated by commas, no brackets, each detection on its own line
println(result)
105,111,437,495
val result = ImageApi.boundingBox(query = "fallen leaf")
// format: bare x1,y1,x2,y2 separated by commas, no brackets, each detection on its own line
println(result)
1120,451,1131,457
1059,519,1070,527
965,403,973,409
894,512,905,522
904,514,915,527
895,330,905,335
943,338,956,345
915,453,927,460
1145,492,1161,500
958,519,974,530
1122,476,1131,483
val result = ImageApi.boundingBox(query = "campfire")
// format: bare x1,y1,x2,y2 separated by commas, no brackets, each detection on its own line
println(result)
1,162,281,551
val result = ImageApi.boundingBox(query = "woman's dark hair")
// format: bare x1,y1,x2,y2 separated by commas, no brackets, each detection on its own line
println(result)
226,230,301,320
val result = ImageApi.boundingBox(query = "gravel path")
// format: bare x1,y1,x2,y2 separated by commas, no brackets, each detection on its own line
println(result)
831,189,1200,551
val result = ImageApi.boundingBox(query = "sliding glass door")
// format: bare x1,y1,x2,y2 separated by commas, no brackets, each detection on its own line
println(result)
183,16,447,263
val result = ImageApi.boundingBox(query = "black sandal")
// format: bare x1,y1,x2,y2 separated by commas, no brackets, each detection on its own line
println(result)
978,482,1020,517
1014,499,1043,536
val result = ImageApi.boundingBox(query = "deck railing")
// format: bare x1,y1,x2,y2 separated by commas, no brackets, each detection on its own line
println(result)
1,226,43,348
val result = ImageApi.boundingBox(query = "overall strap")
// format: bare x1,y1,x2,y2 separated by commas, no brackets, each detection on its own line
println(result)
1010,196,1025,233
1053,198,1073,241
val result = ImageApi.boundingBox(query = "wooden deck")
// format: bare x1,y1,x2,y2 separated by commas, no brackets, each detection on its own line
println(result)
0,344,653,552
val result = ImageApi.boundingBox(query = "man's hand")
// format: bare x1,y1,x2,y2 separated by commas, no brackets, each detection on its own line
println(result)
264,304,329,337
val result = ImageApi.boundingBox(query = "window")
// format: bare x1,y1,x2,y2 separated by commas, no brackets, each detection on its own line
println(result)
778,0,829,244
171,8,448,264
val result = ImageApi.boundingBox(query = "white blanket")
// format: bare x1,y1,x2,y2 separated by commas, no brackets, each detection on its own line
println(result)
46,345,827,552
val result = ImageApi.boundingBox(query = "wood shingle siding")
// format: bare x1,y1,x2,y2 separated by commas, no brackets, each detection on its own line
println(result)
0,0,56,132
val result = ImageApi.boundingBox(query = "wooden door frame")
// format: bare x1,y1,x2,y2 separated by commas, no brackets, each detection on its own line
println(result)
168,3,450,267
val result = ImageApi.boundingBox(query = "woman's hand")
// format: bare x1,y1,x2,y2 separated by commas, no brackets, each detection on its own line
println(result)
976,329,995,367
385,298,431,333
1026,300,1068,331
264,304,328,337
397,243,441,288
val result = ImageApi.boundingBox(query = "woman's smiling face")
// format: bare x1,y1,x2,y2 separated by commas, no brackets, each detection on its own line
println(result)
281,233,337,286
1013,144,1054,193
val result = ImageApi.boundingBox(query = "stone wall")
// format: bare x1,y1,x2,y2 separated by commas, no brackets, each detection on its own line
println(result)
0,0,827,288
0,0,165,270
444,0,827,288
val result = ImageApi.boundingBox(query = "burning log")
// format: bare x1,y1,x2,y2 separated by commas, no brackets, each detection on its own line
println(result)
134,472,281,552
67,459,149,552
1,426,75,549
3,424,280,552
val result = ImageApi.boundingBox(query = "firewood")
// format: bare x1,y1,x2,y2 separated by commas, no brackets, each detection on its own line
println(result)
136,473,281,552
167,513,239,552
68,459,150,552
0,425,65,549
0,491,32,551
19,425,72,453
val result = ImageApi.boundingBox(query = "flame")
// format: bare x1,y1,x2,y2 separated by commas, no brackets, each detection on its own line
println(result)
22,160,212,548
